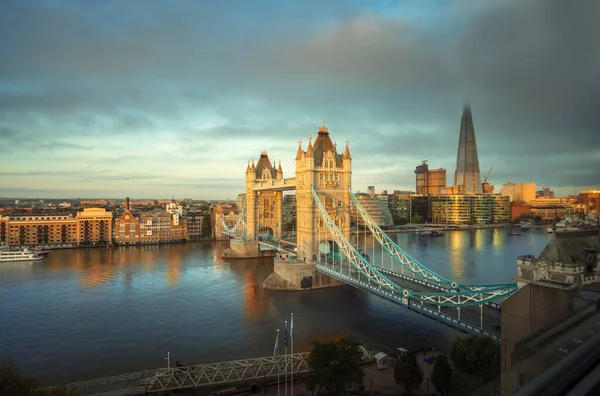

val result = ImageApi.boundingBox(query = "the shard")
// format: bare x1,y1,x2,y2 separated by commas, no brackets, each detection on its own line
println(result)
453,104,482,194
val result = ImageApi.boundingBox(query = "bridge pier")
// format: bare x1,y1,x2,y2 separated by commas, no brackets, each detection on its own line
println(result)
222,239,276,259
263,258,343,290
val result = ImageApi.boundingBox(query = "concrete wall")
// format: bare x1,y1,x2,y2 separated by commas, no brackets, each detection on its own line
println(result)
263,261,344,290
501,283,577,395
222,240,275,259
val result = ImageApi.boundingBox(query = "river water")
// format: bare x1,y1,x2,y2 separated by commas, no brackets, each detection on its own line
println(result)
0,228,550,385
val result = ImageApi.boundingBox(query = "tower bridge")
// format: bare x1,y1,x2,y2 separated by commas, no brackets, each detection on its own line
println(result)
218,122,517,340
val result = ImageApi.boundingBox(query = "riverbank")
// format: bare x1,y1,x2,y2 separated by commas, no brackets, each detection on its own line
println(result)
1,237,217,251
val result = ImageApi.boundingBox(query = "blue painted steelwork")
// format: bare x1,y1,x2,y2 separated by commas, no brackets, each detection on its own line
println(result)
311,187,513,308
349,188,517,294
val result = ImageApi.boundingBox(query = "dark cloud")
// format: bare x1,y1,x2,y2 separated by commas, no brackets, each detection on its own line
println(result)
0,0,598,198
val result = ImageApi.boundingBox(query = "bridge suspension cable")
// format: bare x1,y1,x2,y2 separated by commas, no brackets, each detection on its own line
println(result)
348,188,517,293
221,196,247,239
312,187,516,308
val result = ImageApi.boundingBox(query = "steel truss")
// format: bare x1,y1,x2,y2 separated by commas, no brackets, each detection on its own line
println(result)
349,188,517,293
146,352,310,393
222,196,247,239
312,187,515,308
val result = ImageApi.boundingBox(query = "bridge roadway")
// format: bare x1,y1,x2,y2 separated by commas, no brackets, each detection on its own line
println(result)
256,238,501,335
319,259,502,335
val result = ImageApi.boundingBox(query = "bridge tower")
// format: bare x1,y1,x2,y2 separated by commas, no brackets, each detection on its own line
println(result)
223,150,283,259
295,122,352,263
245,150,284,241
263,122,352,290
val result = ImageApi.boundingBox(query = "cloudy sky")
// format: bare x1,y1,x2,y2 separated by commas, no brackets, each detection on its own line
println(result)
1,0,598,199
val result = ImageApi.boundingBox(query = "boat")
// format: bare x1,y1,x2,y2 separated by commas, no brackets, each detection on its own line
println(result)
547,227,554,233
507,232,522,236
421,231,444,238
0,247,45,262
35,249,51,257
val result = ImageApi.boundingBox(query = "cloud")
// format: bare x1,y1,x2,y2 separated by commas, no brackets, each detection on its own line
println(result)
0,0,598,199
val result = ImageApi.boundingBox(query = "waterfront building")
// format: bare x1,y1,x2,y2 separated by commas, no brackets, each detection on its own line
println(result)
2,214,78,247
510,202,532,221
138,211,188,244
75,208,113,246
114,197,140,245
429,194,510,225
185,211,205,239
500,182,536,204
515,230,600,289
387,191,412,223
454,104,483,194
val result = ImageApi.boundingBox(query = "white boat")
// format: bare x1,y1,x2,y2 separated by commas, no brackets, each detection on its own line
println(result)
0,248,44,262
547,227,554,233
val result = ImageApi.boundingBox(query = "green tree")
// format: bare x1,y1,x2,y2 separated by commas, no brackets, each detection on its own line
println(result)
431,355,453,396
283,219,296,232
534,215,542,223
393,352,423,396
450,335,500,394
411,214,423,224
305,337,364,395
393,216,408,226
201,212,212,237
0,358,76,396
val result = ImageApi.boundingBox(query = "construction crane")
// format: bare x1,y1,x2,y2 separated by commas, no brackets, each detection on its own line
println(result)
484,165,494,183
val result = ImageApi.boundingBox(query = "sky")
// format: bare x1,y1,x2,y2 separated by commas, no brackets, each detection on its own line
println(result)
1,0,598,200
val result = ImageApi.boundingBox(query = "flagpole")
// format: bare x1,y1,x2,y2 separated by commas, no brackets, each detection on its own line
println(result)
274,329,280,396
290,313,294,396
284,320,288,396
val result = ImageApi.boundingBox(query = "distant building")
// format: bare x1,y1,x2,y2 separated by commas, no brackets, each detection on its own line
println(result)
165,200,184,216
185,211,205,239
453,104,483,194
414,161,447,195
500,182,536,203
536,187,555,198
282,194,297,228
579,190,600,213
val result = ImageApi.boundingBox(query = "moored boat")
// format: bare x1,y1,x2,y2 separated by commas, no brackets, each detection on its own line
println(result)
0,247,44,262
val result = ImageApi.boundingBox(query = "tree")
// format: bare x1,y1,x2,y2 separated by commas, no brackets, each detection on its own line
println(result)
450,335,500,394
411,214,423,224
394,352,423,396
201,212,211,237
0,358,75,396
534,215,542,223
393,216,408,226
305,337,364,395
431,355,453,396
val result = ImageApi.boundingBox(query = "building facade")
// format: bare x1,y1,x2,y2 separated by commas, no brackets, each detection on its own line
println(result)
500,182,536,203
430,194,510,225
76,208,113,246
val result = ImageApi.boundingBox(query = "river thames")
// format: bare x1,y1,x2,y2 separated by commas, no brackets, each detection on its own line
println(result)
0,228,550,385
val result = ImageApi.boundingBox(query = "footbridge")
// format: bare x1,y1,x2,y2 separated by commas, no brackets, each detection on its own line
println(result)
40,353,310,396
220,122,517,342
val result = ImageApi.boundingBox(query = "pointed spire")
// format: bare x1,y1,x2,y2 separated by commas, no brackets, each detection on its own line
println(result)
319,121,328,134
251,157,255,170
277,160,283,173
246,160,251,172
295,139,304,160
343,138,352,160
306,135,314,157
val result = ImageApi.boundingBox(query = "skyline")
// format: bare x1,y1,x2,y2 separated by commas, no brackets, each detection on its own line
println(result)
1,0,599,199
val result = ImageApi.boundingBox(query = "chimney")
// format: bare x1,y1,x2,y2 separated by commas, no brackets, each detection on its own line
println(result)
125,197,130,210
